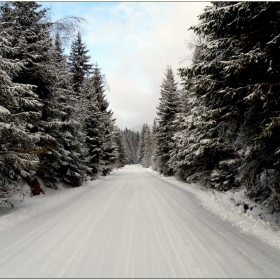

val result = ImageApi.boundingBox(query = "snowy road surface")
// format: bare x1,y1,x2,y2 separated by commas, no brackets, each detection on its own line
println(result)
1,165,280,278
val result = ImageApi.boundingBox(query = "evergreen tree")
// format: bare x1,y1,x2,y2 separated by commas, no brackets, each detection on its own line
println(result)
142,126,152,168
137,124,148,164
151,119,159,170
0,2,58,189
89,63,116,176
113,127,127,168
101,109,117,175
2,2,86,188
48,32,86,187
122,128,132,164
82,76,103,178
0,1,123,205
68,31,92,93
123,128,139,164
155,66,180,175
0,6,41,206
54,32,65,62
186,2,280,210
137,124,154,168
169,77,228,186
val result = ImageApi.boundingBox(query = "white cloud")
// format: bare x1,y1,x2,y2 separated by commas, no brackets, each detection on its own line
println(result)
45,2,209,129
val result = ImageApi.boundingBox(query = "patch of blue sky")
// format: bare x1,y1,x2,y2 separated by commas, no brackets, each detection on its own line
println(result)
41,2,153,60
41,2,118,20
38,1,208,129
42,2,169,39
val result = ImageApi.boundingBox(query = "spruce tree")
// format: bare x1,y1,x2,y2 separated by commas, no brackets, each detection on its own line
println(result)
48,32,86,187
68,31,92,93
0,2,57,190
155,66,180,175
82,76,103,178
187,2,280,210
88,63,116,176
2,2,86,188
122,128,132,164
142,126,152,168
113,127,127,168
123,128,139,164
151,119,159,170
101,109,117,175
0,6,41,206
137,124,148,164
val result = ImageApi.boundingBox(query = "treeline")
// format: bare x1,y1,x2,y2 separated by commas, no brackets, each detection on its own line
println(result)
139,2,280,213
122,128,139,164
0,2,126,207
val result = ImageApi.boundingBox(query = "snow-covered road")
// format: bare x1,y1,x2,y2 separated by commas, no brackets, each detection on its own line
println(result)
0,165,280,278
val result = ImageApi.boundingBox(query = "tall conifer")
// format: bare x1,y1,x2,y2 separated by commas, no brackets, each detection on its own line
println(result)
155,66,180,175
68,32,92,93
0,6,41,205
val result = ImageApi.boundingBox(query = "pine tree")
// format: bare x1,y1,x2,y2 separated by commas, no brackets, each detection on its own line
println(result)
68,31,92,93
155,66,180,175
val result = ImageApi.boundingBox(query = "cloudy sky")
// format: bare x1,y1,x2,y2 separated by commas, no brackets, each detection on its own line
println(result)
41,1,209,129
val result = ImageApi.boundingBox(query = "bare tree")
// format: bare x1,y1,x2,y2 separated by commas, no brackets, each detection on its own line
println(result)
50,16,86,46
43,9,86,47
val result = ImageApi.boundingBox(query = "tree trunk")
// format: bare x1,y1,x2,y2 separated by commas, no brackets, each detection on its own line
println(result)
29,178,44,196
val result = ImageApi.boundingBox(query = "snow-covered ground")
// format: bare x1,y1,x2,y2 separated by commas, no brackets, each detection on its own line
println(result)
0,181,88,233
153,169,280,249
0,165,280,278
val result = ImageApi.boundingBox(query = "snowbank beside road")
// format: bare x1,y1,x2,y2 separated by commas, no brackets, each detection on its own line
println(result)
148,168,280,249
0,170,117,233
0,183,87,233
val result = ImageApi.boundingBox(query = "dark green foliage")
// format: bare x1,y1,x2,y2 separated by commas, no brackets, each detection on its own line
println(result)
137,124,154,168
137,124,148,165
0,9,40,206
83,76,104,178
122,128,139,164
82,63,119,177
68,31,92,93
3,2,86,187
155,66,180,175
113,127,127,168
151,119,158,170
0,1,121,206
172,2,280,212
46,33,86,187
92,64,116,175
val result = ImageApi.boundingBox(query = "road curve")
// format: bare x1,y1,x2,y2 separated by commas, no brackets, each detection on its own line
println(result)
0,165,280,278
